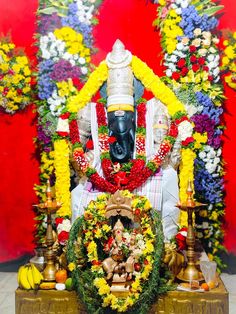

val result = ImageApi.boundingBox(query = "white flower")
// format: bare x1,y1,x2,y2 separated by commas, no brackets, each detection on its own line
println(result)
56,118,69,133
207,54,215,62
79,57,86,65
198,48,207,56
170,55,178,62
57,219,71,234
209,47,216,53
193,28,202,36
202,31,211,39
185,104,198,117
199,151,206,159
213,67,220,76
212,37,220,44
178,120,193,141
81,66,88,75
217,148,222,156
168,63,177,71
205,163,216,174
175,8,182,15
192,38,201,47
181,37,190,45
166,69,172,77
176,43,184,51
202,38,211,47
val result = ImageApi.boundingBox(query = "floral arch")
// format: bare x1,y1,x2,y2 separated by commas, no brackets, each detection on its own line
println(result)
36,0,225,268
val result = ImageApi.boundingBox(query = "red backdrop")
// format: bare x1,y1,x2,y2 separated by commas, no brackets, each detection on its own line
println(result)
0,0,236,263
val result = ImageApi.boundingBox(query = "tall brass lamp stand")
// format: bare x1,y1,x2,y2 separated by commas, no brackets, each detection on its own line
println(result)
177,180,207,282
34,180,61,281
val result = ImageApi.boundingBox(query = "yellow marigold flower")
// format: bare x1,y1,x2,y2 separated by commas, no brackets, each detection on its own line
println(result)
225,46,235,59
1,44,10,52
54,139,71,217
22,87,30,94
94,229,102,238
12,64,21,73
98,284,110,295
102,224,111,233
223,40,229,46
144,199,152,211
131,278,142,292
67,61,108,112
222,56,230,66
210,211,218,221
102,294,114,307
193,132,208,149
68,262,76,271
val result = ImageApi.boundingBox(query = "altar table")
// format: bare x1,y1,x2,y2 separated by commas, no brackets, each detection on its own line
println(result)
15,276,229,314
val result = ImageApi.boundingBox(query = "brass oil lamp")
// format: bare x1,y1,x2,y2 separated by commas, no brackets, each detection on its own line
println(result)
34,180,61,281
177,180,206,282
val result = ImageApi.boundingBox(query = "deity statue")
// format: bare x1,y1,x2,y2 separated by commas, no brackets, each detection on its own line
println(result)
71,40,181,241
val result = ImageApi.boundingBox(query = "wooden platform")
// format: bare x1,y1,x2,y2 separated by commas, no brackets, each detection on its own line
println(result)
15,277,229,314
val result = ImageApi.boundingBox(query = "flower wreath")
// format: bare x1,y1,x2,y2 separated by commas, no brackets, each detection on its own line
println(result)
0,37,33,114
67,191,171,313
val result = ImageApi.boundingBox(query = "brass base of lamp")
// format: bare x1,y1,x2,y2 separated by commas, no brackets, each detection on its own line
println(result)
177,266,204,282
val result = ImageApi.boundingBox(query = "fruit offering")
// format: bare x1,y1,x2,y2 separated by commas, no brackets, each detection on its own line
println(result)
17,263,44,290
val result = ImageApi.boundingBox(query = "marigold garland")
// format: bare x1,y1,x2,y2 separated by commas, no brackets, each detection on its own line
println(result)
131,56,187,117
66,61,108,113
67,191,171,313
54,139,71,217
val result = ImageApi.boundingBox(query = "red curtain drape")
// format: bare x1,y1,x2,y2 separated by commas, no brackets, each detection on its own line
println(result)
0,0,236,263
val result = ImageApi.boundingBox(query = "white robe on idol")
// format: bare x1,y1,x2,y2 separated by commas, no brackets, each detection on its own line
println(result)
71,99,180,241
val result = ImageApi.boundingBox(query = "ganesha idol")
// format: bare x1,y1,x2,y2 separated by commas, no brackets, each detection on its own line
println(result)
71,39,187,241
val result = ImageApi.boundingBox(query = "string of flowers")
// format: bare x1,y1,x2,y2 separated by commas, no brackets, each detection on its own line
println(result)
0,36,32,114
221,31,236,89
154,0,225,267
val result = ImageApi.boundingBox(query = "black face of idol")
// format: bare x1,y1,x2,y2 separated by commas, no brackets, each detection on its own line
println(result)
107,110,136,163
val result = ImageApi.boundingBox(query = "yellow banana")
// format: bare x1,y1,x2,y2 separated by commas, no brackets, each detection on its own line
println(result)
17,266,24,288
30,263,44,286
19,265,31,290
27,266,35,289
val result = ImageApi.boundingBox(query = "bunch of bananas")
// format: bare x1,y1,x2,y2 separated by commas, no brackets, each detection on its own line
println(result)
17,263,44,290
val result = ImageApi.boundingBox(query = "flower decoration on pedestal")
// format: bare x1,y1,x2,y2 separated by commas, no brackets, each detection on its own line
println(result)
221,32,236,89
155,0,225,267
67,191,171,313
0,36,33,114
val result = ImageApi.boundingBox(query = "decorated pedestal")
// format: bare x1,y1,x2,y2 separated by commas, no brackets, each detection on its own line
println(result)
15,276,228,314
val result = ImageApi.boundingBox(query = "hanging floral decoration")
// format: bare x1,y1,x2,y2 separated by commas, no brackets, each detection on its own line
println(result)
155,0,225,267
221,31,236,89
67,191,171,314
35,0,103,244
0,36,33,114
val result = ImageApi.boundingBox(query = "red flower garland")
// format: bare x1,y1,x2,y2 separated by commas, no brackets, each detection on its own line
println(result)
69,103,179,193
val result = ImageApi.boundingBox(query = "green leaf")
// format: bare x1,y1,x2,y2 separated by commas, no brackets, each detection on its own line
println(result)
38,7,58,15
199,5,224,16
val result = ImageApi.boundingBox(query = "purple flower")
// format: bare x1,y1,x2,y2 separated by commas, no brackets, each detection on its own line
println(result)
50,60,81,82
37,13,62,35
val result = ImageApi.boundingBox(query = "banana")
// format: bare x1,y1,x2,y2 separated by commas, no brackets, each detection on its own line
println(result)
30,263,44,286
19,265,31,290
17,266,24,288
27,266,35,289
